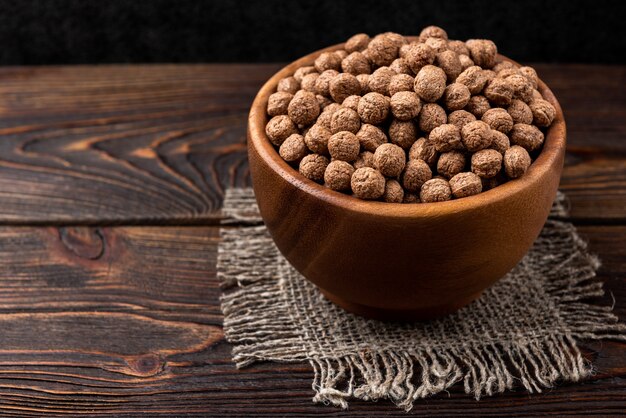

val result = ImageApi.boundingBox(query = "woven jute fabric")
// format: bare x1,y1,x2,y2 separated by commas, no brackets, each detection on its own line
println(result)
219,188,625,410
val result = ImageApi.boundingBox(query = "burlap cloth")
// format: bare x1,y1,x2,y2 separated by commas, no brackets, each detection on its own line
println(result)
219,188,625,410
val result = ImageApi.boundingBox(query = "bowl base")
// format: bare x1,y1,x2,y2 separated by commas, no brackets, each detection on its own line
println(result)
319,289,483,322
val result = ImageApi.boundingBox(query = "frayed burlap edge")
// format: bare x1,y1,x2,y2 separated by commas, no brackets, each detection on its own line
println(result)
219,188,625,410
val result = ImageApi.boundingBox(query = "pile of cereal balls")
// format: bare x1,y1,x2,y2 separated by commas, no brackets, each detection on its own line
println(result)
265,26,557,203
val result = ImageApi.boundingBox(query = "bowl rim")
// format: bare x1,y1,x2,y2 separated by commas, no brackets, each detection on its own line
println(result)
248,40,566,219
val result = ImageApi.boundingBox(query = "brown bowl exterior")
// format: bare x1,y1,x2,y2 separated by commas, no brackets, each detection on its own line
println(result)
247,43,566,320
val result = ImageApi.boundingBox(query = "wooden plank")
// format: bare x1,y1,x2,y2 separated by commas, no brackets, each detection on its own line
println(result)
562,150,626,223
0,224,622,416
537,64,626,222
534,64,626,150
0,65,277,224
0,64,623,224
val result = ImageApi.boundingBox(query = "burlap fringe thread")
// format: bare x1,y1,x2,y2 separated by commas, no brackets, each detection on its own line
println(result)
219,188,625,411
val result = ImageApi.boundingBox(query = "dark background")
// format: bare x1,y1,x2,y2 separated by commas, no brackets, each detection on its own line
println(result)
0,0,624,65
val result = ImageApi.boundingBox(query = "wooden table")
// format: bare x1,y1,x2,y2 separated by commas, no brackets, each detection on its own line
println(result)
0,64,623,417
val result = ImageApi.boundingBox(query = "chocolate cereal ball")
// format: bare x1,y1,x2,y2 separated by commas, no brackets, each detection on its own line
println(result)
390,91,422,121
510,123,544,152
316,103,340,129
482,69,497,83
293,66,317,83
329,73,361,103
481,175,503,191
461,120,493,152
382,179,405,202
504,145,532,179
324,160,355,191
277,76,300,94
279,134,307,162
403,193,420,203
506,74,534,102
519,66,539,89
447,40,469,56
267,91,293,116
404,43,436,74
402,159,432,192
314,52,342,73
330,107,361,134
357,92,389,125
345,33,370,53
471,149,503,178
409,137,439,166
489,130,511,155
322,102,341,116
316,94,332,109
388,74,415,96
266,115,298,146
367,34,400,67
341,52,371,75
424,37,449,53
448,109,476,130
465,95,491,118
456,66,488,94
481,108,514,133
493,60,514,73
328,131,360,162
341,95,360,111
449,172,482,198
288,90,320,125
354,150,376,169
442,82,471,111
304,124,331,154
356,74,370,94
335,50,348,60
484,78,514,106
435,50,463,81
419,25,448,41
493,60,517,73
418,103,447,133
356,124,388,152
458,54,474,70
389,58,412,75
300,73,319,92
466,39,497,68
315,69,339,97
389,119,418,149
429,124,463,152
420,178,452,202
507,99,533,124
497,67,521,80
374,143,406,177
399,43,411,59
437,151,466,178
361,48,373,62
529,99,556,127
414,65,447,102
368,66,396,95
351,167,386,199
383,32,408,49
299,153,329,182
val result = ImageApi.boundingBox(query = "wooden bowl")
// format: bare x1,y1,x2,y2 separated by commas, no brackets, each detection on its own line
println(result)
247,42,566,321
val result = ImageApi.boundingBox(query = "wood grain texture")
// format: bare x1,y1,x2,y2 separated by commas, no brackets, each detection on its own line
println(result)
0,64,623,416
0,64,623,224
0,225,621,416
0,65,260,224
